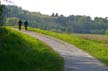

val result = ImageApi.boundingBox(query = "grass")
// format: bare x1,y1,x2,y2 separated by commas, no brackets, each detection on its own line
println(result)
73,33,108,43
28,27,108,66
0,27,63,71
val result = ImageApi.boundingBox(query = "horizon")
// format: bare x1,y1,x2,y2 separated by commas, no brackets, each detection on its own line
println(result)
1,0,108,19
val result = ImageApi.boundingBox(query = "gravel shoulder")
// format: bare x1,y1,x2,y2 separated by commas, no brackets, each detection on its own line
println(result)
21,30,108,71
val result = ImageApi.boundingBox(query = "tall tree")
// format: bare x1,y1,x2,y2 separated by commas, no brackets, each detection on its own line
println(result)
0,0,12,26
0,2,5,26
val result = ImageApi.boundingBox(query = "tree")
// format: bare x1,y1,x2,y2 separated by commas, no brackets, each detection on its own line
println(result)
0,0,11,26
0,4,5,26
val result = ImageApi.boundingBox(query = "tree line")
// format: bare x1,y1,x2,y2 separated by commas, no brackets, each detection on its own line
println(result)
3,5,108,34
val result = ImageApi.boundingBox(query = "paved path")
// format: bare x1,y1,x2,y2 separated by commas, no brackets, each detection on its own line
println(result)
21,30,108,71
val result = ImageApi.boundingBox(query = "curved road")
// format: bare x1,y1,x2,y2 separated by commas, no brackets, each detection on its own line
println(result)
22,30,108,71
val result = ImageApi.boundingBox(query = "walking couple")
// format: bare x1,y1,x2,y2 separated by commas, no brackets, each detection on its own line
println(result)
18,20,28,30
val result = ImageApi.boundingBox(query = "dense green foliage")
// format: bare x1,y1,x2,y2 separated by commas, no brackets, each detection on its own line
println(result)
28,27,108,65
0,27,63,71
0,4,6,26
5,5,108,34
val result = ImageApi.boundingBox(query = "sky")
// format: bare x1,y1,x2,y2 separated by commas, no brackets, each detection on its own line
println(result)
1,0,108,18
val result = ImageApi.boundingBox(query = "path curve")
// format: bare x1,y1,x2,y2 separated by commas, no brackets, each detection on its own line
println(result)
21,30,108,71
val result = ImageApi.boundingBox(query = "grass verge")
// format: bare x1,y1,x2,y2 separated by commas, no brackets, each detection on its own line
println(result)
0,27,63,71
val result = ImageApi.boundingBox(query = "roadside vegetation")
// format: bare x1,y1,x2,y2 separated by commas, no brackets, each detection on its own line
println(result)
28,27,108,66
4,5,108,34
0,27,63,71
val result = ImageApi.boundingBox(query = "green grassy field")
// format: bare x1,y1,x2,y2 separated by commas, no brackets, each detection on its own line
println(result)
0,27,63,71
28,27,108,66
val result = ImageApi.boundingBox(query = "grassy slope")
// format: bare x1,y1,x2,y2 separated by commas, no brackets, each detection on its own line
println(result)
28,27,108,65
0,27,63,71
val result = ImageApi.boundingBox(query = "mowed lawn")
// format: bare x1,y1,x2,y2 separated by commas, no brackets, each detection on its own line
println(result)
0,27,63,71
28,27,108,66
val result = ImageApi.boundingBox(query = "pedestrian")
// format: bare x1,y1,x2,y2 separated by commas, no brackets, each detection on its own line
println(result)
18,20,22,30
24,20,28,30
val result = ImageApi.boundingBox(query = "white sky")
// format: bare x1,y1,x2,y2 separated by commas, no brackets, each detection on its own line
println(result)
1,0,108,18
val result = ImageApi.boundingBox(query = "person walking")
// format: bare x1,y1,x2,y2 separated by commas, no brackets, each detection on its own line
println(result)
18,20,22,30
24,20,28,30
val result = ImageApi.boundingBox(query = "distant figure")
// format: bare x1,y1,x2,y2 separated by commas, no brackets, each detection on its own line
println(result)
24,20,28,30
18,20,22,30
